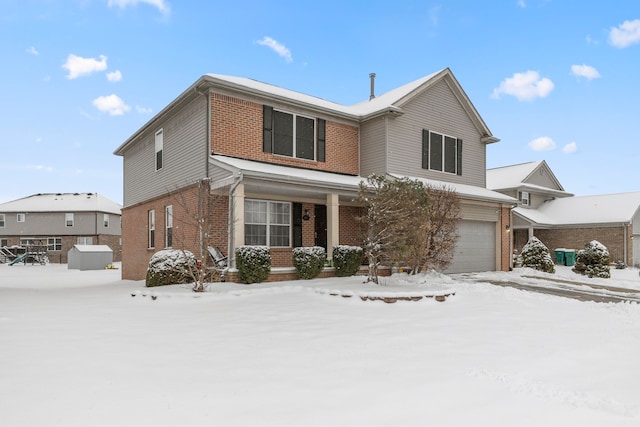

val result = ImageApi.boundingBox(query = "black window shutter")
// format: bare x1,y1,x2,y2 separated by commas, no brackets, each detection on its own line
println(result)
293,203,303,247
422,130,429,169
317,119,326,162
456,138,463,176
263,105,273,153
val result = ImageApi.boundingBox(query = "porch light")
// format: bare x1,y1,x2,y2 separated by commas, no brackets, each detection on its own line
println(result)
303,209,310,221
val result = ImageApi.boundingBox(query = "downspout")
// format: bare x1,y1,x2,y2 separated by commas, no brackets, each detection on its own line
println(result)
227,172,244,271
624,222,630,265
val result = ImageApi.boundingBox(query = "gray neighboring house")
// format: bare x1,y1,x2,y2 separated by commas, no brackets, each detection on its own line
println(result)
0,193,122,263
488,160,640,266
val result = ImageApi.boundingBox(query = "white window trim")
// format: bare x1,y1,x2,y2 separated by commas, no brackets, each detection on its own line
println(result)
273,109,316,161
103,214,110,228
165,205,173,248
155,128,164,171
48,237,62,251
149,209,156,249
0,213,4,228
519,191,530,206
65,213,74,227
244,199,291,247
17,213,26,223
428,130,459,175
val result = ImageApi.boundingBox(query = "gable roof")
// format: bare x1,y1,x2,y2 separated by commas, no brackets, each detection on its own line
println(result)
0,193,122,215
514,191,640,226
487,160,570,195
115,68,498,155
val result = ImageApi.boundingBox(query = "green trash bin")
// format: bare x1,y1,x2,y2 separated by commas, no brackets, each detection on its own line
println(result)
564,250,576,267
554,248,566,265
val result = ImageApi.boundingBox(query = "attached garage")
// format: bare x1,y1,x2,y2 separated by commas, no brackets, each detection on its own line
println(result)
446,220,497,273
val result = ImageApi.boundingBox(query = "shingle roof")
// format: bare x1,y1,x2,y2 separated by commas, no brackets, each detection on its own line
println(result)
0,193,122,214
514,191,640,226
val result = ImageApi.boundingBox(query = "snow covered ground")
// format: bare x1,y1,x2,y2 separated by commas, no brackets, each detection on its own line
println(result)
1,262,640,426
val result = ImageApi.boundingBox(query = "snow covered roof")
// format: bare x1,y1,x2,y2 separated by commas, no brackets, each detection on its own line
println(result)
391,174,516,204
487,161,543,190
210,155,365,190
71,245,113,253
0,193,122,214
514,191,640,226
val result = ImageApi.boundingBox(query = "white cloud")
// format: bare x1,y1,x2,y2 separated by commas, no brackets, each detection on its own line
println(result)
136,105,152,114
63,54,108,79
528,136,556,151
257,36,293,63
106,70,122,82
107,0,170,15
428,5,441,25
517,0,526,8
609,19,640,48
26,46,39,56
491,70,554,101
92,94,131,116
571,64,601,80
563,142,578,154
28,164,54,172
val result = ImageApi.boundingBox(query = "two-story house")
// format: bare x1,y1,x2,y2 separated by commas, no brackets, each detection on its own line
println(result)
488,160,640,266
114,68,515,281
0,193,122,263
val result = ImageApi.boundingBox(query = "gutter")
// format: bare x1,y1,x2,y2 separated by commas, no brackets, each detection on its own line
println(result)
227,172,243,270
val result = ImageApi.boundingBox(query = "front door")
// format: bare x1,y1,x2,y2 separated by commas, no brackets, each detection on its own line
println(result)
314,204,327,250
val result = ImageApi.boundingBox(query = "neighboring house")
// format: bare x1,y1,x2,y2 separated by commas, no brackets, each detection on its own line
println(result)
0,193,122,263
114,68,515,281
488,161,640,266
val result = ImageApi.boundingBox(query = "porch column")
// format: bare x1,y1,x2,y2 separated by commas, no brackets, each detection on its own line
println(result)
528,226,534,240
326,193,339,261
231,182,245,268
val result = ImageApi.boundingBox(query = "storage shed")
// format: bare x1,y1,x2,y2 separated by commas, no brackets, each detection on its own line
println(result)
68,245,113,270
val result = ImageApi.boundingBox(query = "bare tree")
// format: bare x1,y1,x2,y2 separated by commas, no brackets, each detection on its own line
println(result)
420,184,460,272
170,178,229,292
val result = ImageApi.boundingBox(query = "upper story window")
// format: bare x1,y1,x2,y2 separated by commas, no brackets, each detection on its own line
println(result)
0,214,4,228
103,214,110,228
155,129,163,171
17,213,26,223
165,205,173,248
65,213,74,227
422,130,462,176
263,105,326,162
148,209,155,249
244,199,291,247
519,191,530,206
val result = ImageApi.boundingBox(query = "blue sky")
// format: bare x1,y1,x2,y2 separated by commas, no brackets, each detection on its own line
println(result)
2,0,639,204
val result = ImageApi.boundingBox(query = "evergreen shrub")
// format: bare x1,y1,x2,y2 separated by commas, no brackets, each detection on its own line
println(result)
521,236,555,273
145,249,196,287
332,245,364,277
573,240,611,278
292,246,326,280
236,246,271,284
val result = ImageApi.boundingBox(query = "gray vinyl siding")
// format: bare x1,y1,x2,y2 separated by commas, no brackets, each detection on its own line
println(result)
0,212,109,235
208,163,234,184
460,202,500,222
385,79,486,187
122,96,208,207
359,116,387,177
525,166,558,189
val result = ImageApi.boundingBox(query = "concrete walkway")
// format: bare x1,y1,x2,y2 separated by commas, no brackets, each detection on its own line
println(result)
460,274,640,304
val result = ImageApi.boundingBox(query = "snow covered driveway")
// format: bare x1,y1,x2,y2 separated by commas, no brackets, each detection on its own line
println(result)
1,263,640,426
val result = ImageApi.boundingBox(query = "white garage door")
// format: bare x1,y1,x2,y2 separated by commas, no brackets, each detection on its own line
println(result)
445,220,496,273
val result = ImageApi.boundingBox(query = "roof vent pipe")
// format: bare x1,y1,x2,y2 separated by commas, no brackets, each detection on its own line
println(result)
369,73,376,100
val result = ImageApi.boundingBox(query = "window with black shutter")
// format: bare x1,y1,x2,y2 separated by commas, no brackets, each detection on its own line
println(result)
422,129,463,175
262,105,320,161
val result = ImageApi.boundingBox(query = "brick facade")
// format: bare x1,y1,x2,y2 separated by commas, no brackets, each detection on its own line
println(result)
210,93,360,175
513,225,632,266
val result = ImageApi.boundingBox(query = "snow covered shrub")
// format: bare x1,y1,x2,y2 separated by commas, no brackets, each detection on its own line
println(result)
332,245,364,277
235,246,271,284
573,240,611,278
145,249,196,287
293,246,326,280
520,236,555,273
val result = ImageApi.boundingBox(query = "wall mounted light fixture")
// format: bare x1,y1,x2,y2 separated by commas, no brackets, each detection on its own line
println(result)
303,209,310,221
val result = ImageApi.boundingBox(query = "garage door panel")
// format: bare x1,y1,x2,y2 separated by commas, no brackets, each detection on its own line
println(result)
445,220,496,274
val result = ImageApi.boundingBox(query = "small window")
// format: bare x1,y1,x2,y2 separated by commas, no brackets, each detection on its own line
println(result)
149,209,155,248
77,237,93,245
103,214,110,228
47,237,62,251
422,130,462,175
519,191,530,206
165,205,173,248
17,213,26,223
65,213,74,227
0,214,4,228
0,238,8,247
155,129,163,171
